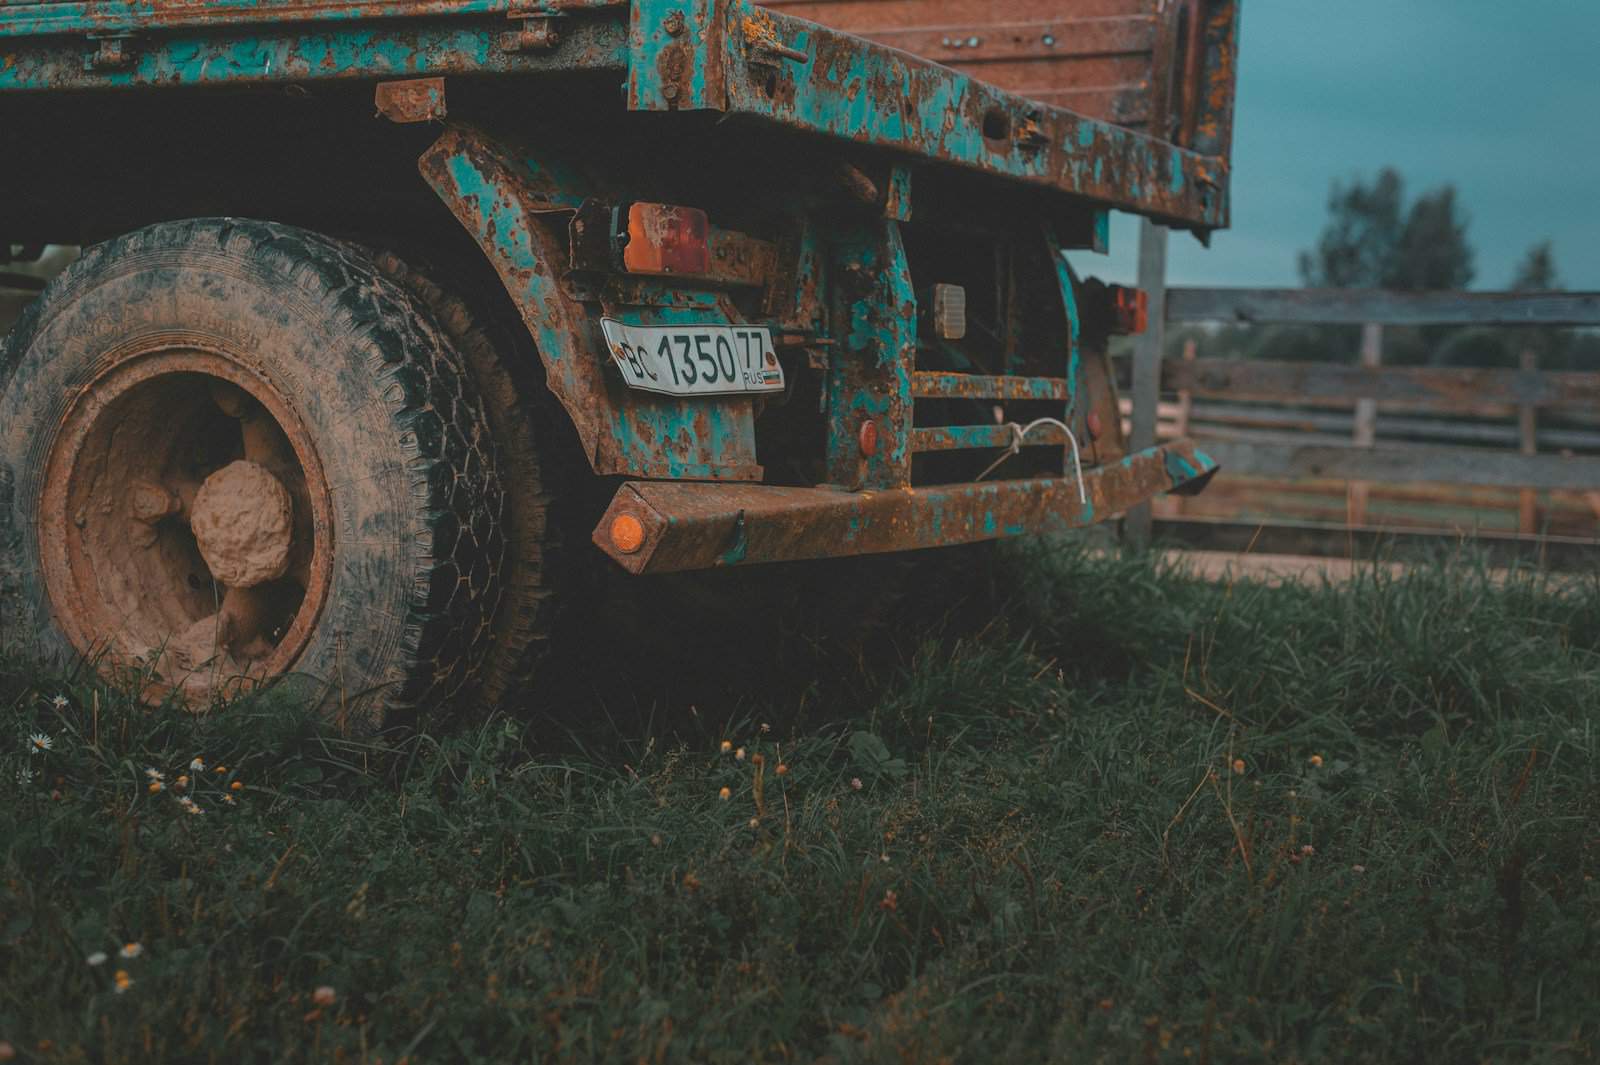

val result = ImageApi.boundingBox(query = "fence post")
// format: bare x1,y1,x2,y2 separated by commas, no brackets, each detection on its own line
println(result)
1126,218,1168,549
1347,322,1382,526
1518,347,1538,535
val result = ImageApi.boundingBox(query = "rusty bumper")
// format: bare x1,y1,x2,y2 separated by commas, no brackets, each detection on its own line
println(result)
592,440,1219,575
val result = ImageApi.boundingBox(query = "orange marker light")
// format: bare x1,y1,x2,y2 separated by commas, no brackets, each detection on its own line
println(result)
610,513,646,554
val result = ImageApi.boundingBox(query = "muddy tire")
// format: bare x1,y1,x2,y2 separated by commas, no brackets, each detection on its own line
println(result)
0,218,504,728
369,251,564,707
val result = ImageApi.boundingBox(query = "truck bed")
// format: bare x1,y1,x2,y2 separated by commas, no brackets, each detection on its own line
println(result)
0,0,1238,234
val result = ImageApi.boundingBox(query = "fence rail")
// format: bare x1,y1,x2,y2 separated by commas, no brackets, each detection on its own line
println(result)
1166,287,1600,326
1126,224,1600,557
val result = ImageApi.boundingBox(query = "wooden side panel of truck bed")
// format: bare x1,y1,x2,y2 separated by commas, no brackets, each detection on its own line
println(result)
762,0,1230,150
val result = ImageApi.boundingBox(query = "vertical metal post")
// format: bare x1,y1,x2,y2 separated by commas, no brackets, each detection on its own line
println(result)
1126,218,1167,549
1346,322,1381,526
825,220,915,490
1518,347,1538,535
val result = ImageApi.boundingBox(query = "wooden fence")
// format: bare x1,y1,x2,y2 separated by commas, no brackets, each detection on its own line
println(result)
1123,222,1600,564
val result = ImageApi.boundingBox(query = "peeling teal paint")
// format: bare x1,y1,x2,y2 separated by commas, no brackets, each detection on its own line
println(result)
0,0,1229,230
423,129,761,482
0,19,627,91
825,219,914,489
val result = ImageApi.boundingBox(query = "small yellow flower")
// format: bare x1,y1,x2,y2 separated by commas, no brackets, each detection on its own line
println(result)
775,763,789,776
175,775,189,789
113,970,133,994
118,942,142,959
1231,759,1246,775
718,786,731,801
213,765,227,774
147,781,164,794
735,747,746,761
312,986,337,1006
719,740,732,753
230,781,243,791
1309,754,1324,768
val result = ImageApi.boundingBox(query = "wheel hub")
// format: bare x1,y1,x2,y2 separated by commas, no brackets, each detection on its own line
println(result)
190,460,295,589
38,347,334,702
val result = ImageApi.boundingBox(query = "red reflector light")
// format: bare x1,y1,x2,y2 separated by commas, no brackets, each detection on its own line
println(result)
622,202,710,276
1111,286,1148,335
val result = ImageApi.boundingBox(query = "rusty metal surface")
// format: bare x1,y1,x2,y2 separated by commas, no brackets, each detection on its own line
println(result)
761,0,1240,159
911,371,1071,402
762,0,1165,127
0,0,1236,231
0,18,629,91
592,438,1221,574
662,0,1231,230
909,423,1071,453
374,76,447,123
0,0,623,37
418,124,765,481
826,219,915,489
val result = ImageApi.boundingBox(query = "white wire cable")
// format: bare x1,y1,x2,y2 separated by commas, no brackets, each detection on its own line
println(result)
974,416,1087,504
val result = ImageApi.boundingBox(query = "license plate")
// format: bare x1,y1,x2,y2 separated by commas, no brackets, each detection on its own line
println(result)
600,318,786,397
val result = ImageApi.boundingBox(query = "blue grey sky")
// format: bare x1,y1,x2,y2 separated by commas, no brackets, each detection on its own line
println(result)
1087,1,1600,291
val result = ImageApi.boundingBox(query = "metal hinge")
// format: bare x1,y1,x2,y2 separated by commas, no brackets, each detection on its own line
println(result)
499,12,562,53
84,33,137,71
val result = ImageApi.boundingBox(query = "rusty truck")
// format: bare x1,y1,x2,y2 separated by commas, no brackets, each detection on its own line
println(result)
0,0,1239,722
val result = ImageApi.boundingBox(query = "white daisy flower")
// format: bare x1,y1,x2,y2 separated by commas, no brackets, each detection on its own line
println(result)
189,757,205,772
28,733,52,754
118,942,143,959
144,768,165,781
15,767,33,785
86,951,108,967
51,695,69,710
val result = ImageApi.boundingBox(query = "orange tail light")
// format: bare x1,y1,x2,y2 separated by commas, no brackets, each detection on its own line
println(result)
622,202,710,277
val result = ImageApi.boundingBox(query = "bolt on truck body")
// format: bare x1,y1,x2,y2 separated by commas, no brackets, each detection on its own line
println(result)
0,0,1240,721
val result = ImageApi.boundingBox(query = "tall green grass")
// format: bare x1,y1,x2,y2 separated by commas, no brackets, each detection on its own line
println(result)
2,543,1596,1063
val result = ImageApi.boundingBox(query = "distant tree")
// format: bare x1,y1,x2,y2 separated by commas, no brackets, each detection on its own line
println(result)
1295,169,1477,365
1503,240,1569,369
1510,240,1560,292
1389,186,1474,291
1299,169,1475,292
1298,168,1404,288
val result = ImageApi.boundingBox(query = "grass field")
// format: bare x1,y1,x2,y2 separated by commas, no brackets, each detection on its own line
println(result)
3,541,1597,1063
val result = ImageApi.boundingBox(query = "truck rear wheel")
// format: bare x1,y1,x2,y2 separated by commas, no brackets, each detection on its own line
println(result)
369,250,565,708
0,218,504,727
